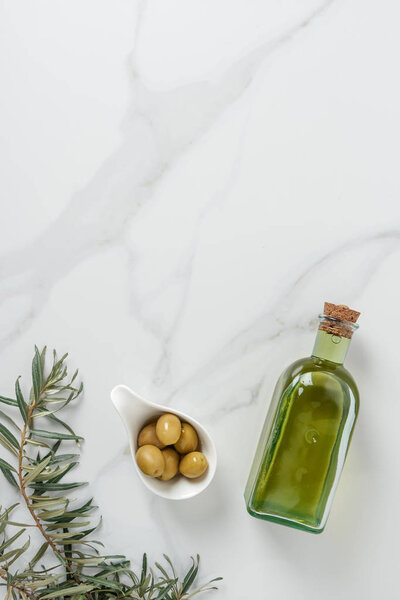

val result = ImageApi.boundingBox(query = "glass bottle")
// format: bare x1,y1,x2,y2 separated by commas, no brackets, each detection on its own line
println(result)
244,303,360,533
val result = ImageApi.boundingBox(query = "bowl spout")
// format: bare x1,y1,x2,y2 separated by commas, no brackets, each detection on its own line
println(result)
110,385,152,433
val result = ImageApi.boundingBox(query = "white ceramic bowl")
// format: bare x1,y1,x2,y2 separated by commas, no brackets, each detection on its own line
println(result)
110,384,217,500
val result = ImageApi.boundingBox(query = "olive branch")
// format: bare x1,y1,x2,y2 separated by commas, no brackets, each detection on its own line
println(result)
0,347,221,599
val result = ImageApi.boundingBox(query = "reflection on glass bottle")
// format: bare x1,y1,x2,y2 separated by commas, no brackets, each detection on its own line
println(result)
244,302,360,533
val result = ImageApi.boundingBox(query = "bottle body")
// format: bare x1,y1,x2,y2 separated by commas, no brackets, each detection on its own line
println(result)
244,355,359,533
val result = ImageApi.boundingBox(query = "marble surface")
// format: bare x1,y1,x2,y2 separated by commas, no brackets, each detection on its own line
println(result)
1,0,399,598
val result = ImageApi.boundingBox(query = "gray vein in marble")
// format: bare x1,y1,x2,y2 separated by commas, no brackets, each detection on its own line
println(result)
0,0,335,354
124,0,337,386
167,231,400,417
149,112,252,388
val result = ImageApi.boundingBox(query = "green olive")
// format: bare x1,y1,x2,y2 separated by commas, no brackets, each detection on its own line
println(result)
158,448,179,481
174,422,198,454
136,445,165,478
179,452,208,479
156,413,181,445
138,422,165,449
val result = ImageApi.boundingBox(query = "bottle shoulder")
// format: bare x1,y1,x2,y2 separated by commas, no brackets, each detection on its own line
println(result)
279,356,359,398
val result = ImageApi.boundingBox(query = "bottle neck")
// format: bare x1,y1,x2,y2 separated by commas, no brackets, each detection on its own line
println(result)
311,329,351,365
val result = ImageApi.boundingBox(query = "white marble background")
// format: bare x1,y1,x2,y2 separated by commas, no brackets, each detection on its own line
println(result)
1,0,400,598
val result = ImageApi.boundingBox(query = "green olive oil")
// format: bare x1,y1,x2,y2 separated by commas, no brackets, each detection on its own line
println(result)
244,304,360,533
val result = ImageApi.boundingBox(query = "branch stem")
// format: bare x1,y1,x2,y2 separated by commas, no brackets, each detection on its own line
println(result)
17,403,60,557
16,391,87,596
0,567,36,599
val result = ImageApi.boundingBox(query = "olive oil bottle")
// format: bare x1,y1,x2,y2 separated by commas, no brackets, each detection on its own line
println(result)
244,303,360,533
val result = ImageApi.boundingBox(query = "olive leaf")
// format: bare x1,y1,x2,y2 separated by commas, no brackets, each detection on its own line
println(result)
0,423,19,450
15,378,28,424
0,396,18,407
31,346,43,404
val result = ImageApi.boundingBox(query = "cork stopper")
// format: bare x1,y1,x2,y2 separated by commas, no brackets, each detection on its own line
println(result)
319,302,360,338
